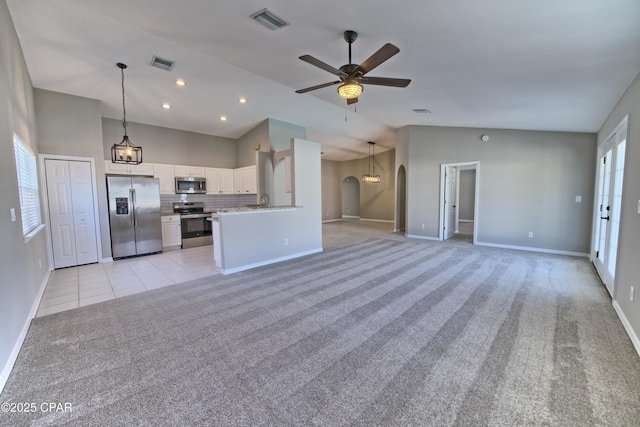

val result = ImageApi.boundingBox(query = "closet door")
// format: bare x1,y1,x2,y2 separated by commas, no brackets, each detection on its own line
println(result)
69,161,98,265
45,159,98,268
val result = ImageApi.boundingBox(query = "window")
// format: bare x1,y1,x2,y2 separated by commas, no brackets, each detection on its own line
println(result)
13,133,42,236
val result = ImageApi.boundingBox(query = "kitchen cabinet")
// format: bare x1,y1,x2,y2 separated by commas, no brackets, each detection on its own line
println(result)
153,163,175,194
174,165,205,178
104,160,155,176
161,215,182,248
234,165,257,194
206,167,234,194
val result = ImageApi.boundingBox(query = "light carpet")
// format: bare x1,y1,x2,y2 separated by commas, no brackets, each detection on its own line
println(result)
1,237,640,426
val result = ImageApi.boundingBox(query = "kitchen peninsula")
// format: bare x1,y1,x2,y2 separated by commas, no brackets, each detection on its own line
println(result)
212,138,322,274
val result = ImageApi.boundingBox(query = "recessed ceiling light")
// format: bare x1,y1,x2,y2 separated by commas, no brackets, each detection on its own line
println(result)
238,97,247,104
175,79,186,87
162,103,171,109
220,115,227,121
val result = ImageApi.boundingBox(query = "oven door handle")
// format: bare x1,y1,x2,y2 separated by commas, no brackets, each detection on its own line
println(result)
180,213,211,219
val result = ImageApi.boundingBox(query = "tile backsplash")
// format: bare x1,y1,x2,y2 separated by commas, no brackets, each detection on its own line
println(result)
160,193,258,214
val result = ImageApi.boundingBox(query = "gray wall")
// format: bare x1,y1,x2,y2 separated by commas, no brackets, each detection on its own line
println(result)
321,160,341,221
339,149,395,221
459,169,476,221
237,119,268,167
320,149,396,222
0,1,49,389
34,89,111,258
597,72,640,350
401,126,596,253
102,118,237,168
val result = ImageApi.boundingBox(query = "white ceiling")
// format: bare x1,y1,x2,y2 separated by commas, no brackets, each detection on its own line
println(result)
7,0,640,160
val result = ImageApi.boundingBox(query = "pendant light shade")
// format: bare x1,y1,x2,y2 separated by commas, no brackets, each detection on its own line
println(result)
362,141,381,184
111,63,142,164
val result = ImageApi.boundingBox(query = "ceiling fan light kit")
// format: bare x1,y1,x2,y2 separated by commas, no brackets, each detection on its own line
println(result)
337,82,363,99
296,30,410,105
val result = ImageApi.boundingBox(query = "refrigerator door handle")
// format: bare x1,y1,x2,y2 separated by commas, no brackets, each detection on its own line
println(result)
130,188,136,227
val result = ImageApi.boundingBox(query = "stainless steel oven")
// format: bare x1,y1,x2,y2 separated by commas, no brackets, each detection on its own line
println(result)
173,202,212,248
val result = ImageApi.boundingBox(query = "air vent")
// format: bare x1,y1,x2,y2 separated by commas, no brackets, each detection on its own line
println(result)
150,56,175,71
413,108,431,114
250,8,290,30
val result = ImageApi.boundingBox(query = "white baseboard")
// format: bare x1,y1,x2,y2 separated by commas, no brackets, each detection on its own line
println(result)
613,300,640,358
341,215,360,219
475,241,589,257
101,257,114,263
0,268,51,394
218,248,323,275
360,218,394,224
322,219,342,223
459,219,474,223
406,234,441,241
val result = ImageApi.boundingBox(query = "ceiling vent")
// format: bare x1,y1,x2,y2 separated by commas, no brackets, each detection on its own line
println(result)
150,55,175,71
250,8,290,31
413,108,431,114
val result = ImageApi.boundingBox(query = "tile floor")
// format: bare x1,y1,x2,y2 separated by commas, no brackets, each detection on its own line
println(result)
37,220,396,317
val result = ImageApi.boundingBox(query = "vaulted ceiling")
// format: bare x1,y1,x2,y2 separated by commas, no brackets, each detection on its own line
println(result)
7,0,640,160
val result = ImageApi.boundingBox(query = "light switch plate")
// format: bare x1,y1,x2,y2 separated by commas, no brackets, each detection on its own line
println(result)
575,195,582,203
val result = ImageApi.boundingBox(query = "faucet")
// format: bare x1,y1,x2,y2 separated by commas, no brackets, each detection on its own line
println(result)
260,193,270,208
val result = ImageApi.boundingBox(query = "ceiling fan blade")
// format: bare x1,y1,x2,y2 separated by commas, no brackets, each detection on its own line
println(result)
295,80,341,94
351,43,400,77
360,76,411,87
299,55,348,78
346,97,359,105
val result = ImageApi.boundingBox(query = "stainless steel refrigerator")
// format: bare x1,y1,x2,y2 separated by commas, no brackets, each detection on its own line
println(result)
107,176,163,259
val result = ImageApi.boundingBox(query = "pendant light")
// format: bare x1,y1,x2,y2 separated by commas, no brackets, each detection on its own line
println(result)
111,63,142,164
362,141,381,183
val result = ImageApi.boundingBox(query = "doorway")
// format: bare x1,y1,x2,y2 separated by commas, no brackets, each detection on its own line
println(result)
439,161,479,243
341,176,360,219
592,116,627,296
395,165,406,232
42,156,101,269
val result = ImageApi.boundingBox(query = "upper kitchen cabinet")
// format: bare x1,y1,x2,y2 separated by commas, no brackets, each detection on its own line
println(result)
174,165,205,178
234,165,257,194
154,163,176,194
206,168,234,194
104,160,155,176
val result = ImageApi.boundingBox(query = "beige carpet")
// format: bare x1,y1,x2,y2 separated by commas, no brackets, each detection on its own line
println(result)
1,236,639,426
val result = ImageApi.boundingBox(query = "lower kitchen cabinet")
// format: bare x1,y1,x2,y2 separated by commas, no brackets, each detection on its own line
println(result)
161,215,182,248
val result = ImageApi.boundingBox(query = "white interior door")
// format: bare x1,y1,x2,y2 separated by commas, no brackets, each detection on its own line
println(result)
69,161,98,265
45,159,98,268
444,166,457,240
593,120,627,296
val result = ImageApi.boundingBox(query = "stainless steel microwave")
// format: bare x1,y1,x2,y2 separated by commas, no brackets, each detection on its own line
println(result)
175,176,206,194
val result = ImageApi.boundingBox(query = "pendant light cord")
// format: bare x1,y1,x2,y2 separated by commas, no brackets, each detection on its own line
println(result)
118,63,128,137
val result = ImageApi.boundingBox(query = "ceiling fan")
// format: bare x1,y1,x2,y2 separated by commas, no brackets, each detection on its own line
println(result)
295,30,411,105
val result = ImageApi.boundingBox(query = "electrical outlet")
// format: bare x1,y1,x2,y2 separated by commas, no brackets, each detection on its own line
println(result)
420,224,425,229
38,259,42,269
326,212,329,217
283,238,288,246
575,195,582,203
528,232,534,238
10,208,16,222
631,286,635,302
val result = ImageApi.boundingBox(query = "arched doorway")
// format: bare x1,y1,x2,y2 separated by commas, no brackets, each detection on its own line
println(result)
395,165,406,232
342,176,360,218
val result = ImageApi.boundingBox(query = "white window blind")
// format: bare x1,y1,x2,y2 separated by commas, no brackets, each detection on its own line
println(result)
13,133,42,236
